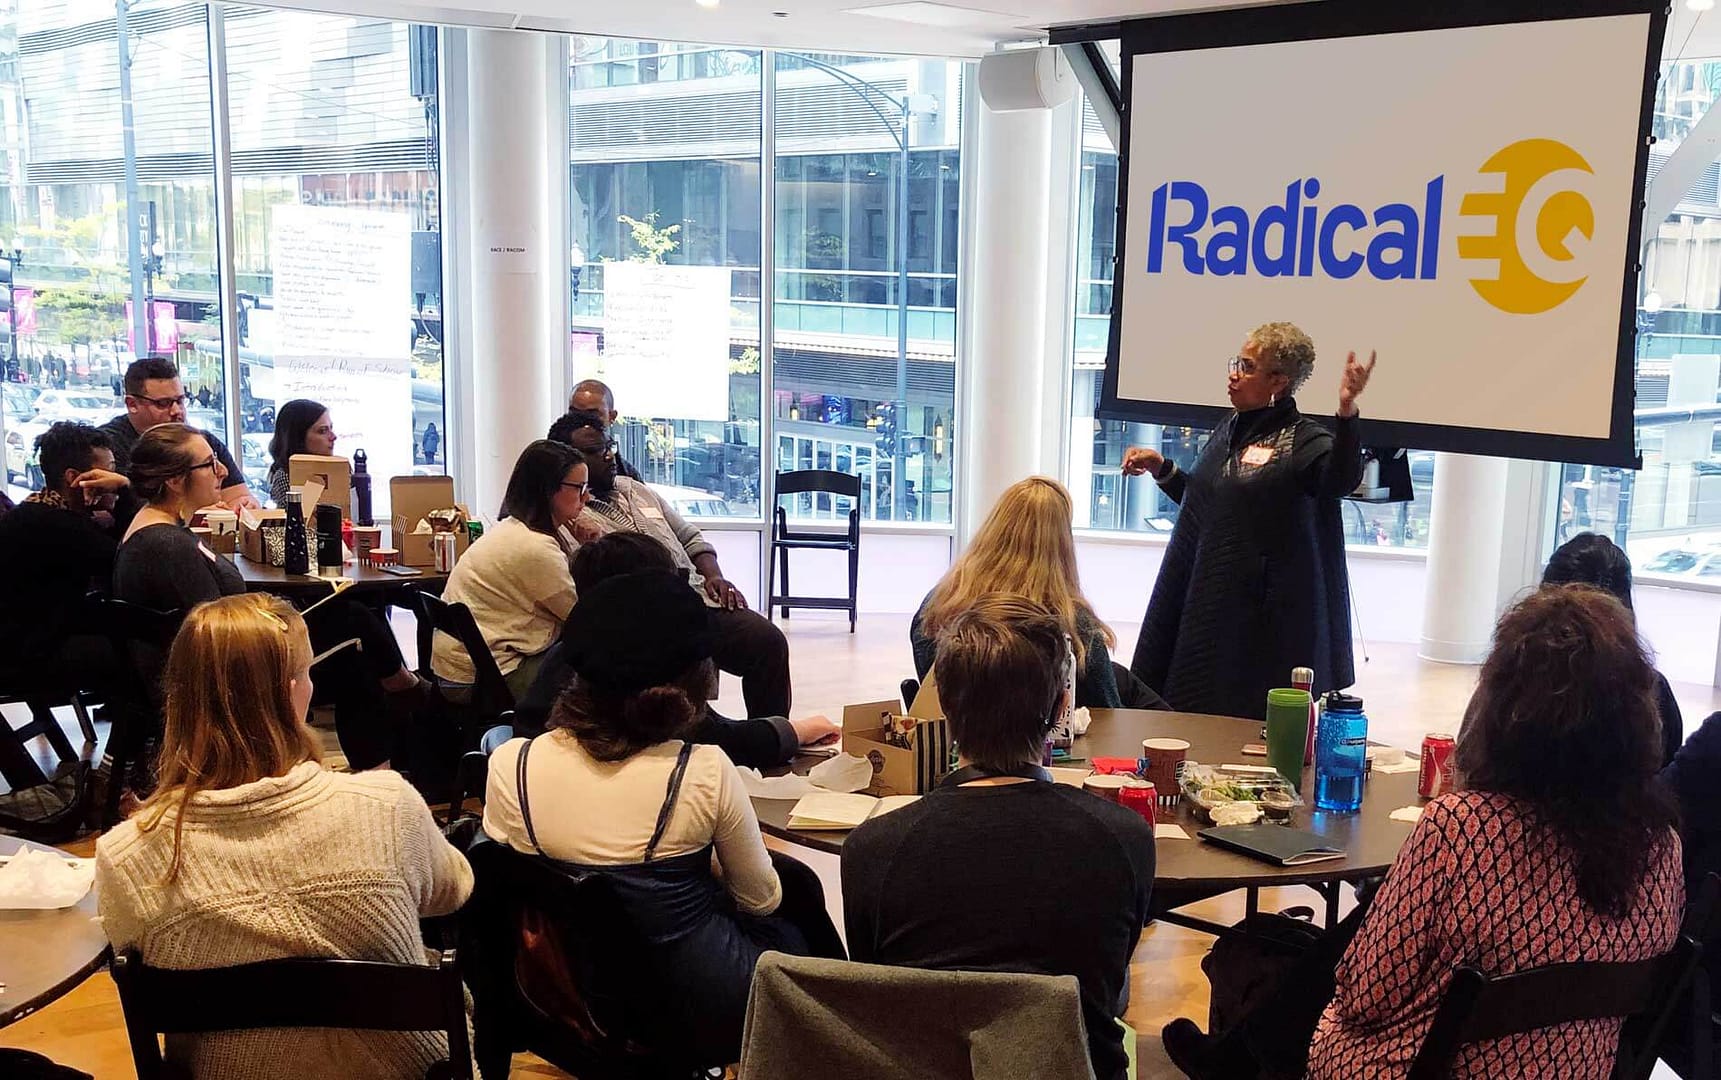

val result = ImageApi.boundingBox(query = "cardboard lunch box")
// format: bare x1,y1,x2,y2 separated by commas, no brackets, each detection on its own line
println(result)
841,683,953,797
391,475,470,568
288,454,352,517
237,508,286,563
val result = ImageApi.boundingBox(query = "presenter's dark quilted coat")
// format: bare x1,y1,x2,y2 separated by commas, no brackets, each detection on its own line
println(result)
1130,397,1361,719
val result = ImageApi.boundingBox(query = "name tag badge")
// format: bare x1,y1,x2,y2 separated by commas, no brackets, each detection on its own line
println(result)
639,505,666,520
198,542,219,563
1241,444,1274,467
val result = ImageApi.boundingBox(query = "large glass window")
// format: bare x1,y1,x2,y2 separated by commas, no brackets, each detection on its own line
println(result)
0,4,442,508
772,53,962,524
223,8,444,504
0,0,224,497
568,37,762,519
1064,80,1432,547
1552,57,1721,582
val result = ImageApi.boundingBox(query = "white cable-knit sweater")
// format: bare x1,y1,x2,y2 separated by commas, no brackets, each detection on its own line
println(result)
95,762,475,1080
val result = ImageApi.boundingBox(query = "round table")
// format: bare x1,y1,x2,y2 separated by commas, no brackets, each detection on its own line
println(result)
754,709,1425,930
0,838,107,1027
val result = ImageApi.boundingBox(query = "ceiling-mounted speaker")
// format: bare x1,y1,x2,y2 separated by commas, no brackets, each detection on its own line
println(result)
977,47,1075,112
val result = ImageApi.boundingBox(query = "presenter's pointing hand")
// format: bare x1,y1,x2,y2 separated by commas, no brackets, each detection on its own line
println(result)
1121,446,1165,478
1338,350,1377,418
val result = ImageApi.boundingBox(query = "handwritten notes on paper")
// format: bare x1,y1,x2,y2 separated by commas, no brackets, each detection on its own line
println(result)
580,262,731,423
270,205,414,516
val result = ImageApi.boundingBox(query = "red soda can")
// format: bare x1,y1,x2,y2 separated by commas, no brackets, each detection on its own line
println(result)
1418,733,1456,799
1118,779,1157,827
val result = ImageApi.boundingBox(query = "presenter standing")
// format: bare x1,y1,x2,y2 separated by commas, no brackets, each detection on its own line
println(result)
1122,323,1375,719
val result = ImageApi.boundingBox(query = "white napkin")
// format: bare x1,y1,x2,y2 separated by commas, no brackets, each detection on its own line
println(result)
1389,805,1424,824
0,849,94,909
1068,706,1092,736
738,753,876,800
1374,758,1422,775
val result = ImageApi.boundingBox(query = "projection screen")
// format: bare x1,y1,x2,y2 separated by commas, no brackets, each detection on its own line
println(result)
1102,1,1667,466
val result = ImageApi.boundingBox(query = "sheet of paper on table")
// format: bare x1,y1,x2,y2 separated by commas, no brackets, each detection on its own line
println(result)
1155,823,1191,840
1389,806,1424,824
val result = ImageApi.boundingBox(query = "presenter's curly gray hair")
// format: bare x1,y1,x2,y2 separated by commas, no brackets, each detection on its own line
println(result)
1250,322,1316,394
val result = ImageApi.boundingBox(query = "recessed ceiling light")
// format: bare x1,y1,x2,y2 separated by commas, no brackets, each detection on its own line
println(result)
772,10,790,17
1690,0,1715,12
696,0,719,8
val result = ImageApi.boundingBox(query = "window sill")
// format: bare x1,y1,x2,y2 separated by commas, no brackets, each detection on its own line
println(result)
1073,527,1430,562
694,517,955,539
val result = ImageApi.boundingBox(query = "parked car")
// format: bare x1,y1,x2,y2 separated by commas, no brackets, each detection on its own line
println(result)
5,417,50,487
33,389,116,425
1639,543,1721,579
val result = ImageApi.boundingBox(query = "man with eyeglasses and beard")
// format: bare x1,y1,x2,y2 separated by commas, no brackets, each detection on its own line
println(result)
100,357,259,510
549,409,793,720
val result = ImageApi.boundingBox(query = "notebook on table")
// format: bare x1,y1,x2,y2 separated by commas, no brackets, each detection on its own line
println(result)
1197,824,1346,866
787,792,920,830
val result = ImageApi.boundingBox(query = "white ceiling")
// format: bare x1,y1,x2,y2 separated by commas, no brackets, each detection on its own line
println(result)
254,0,1721,63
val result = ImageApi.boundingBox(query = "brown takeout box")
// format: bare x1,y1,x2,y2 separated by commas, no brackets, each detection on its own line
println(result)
840,688,953,797
237,508,286,563
390,475,470,568
289,454,352,517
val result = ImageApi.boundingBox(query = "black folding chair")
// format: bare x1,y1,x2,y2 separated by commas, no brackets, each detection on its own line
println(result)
111,947,471,1080
96,598,180,828
463,836,715,1080
1407,934,1706,1080
768,469,861,633
0,593,113,789
413,592,515,819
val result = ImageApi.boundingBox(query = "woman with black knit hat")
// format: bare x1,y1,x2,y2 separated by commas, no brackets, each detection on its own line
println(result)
480,569,843,1067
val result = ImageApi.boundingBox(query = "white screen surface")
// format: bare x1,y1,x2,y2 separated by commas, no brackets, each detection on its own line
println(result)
1115,14,1652,450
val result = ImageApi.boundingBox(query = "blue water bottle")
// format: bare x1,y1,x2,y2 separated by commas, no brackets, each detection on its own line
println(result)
1315,691,1368,813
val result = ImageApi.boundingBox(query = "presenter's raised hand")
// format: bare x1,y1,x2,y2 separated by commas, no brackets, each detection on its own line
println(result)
1121,445,1165,478
1338,350,1377,418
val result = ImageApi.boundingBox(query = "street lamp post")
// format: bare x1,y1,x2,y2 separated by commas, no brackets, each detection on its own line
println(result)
141,200,164,357
783,56,935,521
114,0,151,358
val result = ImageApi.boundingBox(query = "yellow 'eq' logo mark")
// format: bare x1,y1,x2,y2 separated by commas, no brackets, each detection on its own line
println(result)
1457,138,1595,315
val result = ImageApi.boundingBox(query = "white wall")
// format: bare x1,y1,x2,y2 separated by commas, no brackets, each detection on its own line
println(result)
1076,537,1430,648
1636,583,1721,687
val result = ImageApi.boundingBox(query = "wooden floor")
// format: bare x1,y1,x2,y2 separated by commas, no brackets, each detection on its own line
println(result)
6,610,1713,1078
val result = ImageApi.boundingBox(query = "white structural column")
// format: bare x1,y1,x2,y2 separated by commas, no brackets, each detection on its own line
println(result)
461,30,561,516
959,72,1064,542
1419,452,1512,663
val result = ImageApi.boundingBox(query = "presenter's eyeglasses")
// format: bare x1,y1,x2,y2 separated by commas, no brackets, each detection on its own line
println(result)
1227,356,1262,377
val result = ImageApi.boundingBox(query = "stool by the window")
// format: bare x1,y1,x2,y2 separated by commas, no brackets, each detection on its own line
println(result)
768,469,861,634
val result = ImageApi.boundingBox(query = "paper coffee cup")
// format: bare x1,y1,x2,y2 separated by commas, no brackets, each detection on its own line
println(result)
1142,737,1191,801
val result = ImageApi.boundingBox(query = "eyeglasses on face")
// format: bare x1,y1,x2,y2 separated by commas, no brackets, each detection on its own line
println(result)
187,456,219,475
560,480,591,495
135,393,192,409
1227,355,1263,378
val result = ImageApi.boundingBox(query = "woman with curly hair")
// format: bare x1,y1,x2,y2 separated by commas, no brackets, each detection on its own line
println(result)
1165,584,1684,1078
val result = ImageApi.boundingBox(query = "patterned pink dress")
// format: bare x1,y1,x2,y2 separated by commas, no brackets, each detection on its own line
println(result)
1308,791,1683,1078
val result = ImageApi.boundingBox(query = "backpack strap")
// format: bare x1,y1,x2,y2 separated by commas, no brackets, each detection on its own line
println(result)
514,736,546,857
643,742,696,864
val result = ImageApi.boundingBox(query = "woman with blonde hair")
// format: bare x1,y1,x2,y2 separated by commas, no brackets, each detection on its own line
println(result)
96,593,472,1080
913,476,1161,709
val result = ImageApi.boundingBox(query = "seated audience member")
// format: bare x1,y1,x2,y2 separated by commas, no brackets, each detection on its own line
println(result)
551,410,793,718
1543,532,1684,764
95,594,472,1080
431,440,594,700
913,476,1165,711
842,594,1156,1080
483,570,843,1066
0,422,131,680
515,530,838,764
101,357,258,509
265,398,337,506
1164,584,1684,1079
563,377,643,480
114,424,426,769
1659,710,1721,1074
